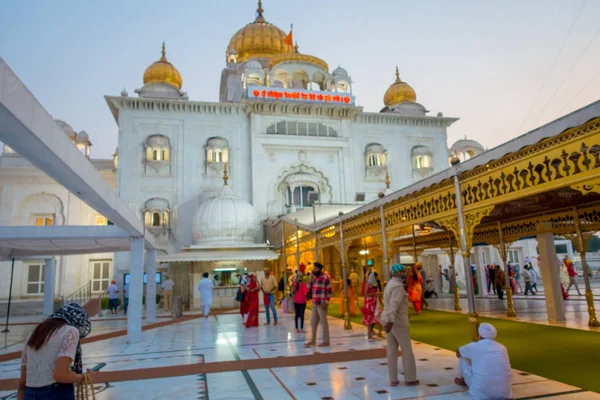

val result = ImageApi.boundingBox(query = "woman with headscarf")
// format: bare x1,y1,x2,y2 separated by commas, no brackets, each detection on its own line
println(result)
238,274,249,323
407,264,424,314
245,274,260,328
18,303,92,399
361,270,379,340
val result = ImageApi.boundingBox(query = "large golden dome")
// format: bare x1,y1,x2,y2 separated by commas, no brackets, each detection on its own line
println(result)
143,43,183,90
227,1,293,63
383,67,416,107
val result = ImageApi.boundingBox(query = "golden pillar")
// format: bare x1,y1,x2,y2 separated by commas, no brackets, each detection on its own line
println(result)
571,208,600,327
497,222,517,317
339,217,352,330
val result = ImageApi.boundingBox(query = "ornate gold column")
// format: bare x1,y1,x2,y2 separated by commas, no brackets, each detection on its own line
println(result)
496,221,517,317
453,174,479,342
380,205,390,281
339,216,352,330
441,231,462,311
568,208,600,327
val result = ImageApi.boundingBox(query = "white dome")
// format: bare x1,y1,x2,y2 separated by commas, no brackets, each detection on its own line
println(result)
55,119,76,137
193,184,259,245
76,130,89,142
333,66,348,77
245,60,263,70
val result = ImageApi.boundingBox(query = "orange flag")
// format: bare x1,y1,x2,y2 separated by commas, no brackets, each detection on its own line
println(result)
284,24,293,47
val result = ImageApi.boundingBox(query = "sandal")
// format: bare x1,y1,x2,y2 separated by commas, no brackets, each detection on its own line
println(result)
391,381,400,387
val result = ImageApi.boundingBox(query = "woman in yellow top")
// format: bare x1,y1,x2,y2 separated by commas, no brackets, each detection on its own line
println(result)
340,278,357,317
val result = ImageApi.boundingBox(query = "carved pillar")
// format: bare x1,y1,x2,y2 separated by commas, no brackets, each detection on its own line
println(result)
440,231,461,311
339,219,351,330
537,222,566,322
495,221,517,317
380,205,390,281
567,208,599,327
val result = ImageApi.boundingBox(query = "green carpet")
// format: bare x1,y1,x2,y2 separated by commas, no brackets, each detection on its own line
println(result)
320,302,600,393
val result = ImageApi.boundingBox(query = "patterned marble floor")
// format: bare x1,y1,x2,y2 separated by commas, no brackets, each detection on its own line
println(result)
0,310,598,399
428,295,600,332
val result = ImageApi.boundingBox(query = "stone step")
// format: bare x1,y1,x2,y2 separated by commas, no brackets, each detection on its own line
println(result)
0,301,44,317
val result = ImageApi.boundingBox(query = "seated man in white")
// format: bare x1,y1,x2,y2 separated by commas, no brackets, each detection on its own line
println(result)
455,323,512,400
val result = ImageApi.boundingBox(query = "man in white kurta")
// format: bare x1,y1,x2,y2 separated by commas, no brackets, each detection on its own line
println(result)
381,264,418,387
198,272,215,318
456,323,512,399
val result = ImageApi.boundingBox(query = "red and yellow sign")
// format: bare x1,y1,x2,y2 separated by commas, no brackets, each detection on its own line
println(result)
248,87,354,105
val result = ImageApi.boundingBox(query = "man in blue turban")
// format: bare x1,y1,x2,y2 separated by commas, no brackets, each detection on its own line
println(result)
381,264,419,387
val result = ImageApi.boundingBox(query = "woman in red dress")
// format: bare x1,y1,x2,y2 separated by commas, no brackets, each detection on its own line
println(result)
407,264,424,314
245,274,260,328
361,272,379,340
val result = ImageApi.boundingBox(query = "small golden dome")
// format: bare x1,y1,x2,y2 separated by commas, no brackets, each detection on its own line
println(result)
143,43,183,90
227,1,293,63
269,44,329,71
383,66,416,107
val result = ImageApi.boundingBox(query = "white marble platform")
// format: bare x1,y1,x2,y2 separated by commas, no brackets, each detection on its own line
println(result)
0,311,597,399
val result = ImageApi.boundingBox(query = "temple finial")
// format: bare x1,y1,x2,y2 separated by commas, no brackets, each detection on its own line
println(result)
223,163,229,185
160,42,167,61
395,66,401,83
385,167,391,189
294,41,299,53
255,0,265,22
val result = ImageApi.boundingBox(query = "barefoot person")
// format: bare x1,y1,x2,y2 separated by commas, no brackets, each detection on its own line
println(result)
455,323,512,400
381,264,419,387
305,262,332,347
198,272,214,318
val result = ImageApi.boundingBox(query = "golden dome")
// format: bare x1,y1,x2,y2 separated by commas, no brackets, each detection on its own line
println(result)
383,66,416,107
143,43,183,90
269,44,329,71
227,1,293,63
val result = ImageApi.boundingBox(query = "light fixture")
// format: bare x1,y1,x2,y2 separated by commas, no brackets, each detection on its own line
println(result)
213,267,238,272
355,192,366,202
359,250,369,255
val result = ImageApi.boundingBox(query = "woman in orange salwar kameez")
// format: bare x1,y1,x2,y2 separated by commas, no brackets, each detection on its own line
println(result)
340,278,357,317
245,274,260,328
407,264,424,314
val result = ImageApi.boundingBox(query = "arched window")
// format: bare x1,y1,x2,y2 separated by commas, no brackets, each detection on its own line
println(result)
143,198,170,237
411,146,433,169
152,212,161,226
206,137,230,166
144,135,171,174
365,143,387,167
293,186,315,208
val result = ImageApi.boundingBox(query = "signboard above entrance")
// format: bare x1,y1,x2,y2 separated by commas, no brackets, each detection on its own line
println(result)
247,86,355,105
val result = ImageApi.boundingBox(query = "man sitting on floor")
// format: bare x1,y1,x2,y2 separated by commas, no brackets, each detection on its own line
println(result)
455,323,512,399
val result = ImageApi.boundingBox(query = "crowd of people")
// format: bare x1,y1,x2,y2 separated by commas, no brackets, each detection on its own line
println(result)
18,259,517,398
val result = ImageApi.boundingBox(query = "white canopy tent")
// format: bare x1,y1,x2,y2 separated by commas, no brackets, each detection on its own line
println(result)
0,57,157,342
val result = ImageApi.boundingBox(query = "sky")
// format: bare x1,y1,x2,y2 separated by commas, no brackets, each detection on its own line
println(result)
1,0,599,159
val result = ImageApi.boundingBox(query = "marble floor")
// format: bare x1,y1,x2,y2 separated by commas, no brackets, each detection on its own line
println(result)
0,310,598,399
428,294,600,332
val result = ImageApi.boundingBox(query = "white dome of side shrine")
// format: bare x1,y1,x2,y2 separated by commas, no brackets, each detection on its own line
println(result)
193,165,259,246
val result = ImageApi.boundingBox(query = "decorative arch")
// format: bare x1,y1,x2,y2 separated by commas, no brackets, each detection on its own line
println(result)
17,192,65,226
270,163,333,216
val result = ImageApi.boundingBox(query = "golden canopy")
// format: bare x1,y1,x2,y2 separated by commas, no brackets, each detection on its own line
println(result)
143,43,183,90
227,1,293,63
383,67,416,107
